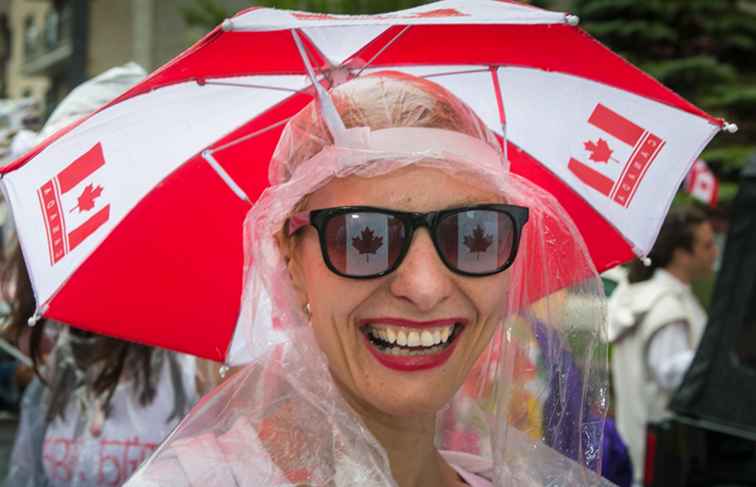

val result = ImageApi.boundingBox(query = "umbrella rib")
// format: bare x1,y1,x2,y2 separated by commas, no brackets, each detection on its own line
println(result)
202,149,251,204
422,67,491,78
200,80,301,93
203,117,294,204
291,29,346,141
490,66,509,164
210,117,292,154
358,65,494,80
355,25,411,78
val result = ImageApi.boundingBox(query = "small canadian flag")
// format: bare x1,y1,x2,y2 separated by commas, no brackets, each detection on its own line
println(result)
685,159,719,207
568,103,666,208
36,143,110,265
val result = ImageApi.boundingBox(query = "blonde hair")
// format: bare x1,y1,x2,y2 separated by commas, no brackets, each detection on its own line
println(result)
272,71,500,184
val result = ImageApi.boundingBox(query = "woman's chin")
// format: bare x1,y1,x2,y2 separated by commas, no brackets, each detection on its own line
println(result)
358,383,452,419
347,345,463,418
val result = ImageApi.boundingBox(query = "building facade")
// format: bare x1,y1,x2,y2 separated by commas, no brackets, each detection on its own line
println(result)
3,0,254,113
3,0,51,102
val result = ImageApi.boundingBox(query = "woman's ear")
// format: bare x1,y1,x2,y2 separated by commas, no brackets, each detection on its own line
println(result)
276,231,309,310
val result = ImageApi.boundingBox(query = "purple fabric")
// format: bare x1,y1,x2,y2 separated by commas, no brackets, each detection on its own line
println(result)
601,417,634,487
530,316,633,487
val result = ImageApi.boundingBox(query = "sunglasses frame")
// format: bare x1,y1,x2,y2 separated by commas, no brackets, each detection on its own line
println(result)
288,204,530,279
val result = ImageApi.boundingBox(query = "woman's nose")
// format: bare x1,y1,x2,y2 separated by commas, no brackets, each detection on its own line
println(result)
388,229,454,311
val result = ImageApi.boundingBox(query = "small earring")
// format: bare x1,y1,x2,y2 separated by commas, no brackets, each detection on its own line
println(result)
304,303,311,316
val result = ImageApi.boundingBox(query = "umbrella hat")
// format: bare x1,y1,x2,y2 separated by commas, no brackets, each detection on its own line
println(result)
0,0,728,362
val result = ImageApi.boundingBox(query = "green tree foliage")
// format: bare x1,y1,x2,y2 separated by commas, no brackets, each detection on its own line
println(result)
179,0,432,44
250,0,430,15
181,0,431,26
568,0,756,194
181,0,232,29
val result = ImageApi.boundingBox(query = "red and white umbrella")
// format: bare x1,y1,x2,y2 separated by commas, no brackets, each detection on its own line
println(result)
0,0,731,363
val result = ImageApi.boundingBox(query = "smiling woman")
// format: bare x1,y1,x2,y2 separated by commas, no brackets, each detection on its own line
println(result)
125,72,612,486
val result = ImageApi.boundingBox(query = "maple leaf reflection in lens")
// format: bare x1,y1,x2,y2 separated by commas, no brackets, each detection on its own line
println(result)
583,137,615,164
352,226,384,262
463,224,493,260
72,183,104,213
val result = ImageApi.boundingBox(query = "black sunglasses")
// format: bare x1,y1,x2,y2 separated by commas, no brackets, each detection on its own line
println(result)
288,204,529,279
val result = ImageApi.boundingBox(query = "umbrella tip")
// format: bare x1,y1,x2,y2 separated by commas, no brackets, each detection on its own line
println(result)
27,311,42,327
565,14,580,26
641,256,652,267
723,121,738,134
222,18,234,32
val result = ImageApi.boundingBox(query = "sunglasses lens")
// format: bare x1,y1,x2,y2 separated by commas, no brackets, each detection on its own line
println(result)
436,209,515,274
323,212,406,277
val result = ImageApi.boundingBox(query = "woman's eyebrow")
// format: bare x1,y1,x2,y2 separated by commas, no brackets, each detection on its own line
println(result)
442,197,495,209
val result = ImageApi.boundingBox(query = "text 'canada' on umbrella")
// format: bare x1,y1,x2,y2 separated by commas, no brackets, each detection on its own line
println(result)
0,0,733,363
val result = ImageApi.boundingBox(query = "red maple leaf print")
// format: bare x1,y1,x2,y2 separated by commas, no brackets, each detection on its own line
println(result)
292,12,339,20
583,138,617,164
463,225,493,260
412,8,466,18
71,183,103,213
352,226,383,262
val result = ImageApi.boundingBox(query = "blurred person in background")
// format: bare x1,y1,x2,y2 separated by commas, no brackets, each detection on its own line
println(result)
0,246,35,417
0,107,43,419
608,206,717,485
2,244,203,487
2,63,219,487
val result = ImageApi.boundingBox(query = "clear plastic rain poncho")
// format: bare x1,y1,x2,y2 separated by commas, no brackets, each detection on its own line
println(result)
127,72,612,486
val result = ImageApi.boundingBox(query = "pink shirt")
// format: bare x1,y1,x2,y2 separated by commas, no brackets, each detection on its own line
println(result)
443,451,493,487
454,467,493,486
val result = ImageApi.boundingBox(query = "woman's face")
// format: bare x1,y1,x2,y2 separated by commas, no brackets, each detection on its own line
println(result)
286,165,510,417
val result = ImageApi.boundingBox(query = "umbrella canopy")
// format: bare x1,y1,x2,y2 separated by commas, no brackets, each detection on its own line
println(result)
0,0,726,363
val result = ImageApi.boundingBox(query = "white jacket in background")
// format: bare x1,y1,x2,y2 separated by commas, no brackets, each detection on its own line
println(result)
608,269,707,485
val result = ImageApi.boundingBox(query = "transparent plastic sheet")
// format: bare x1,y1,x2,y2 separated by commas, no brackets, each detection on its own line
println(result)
127,73,612,486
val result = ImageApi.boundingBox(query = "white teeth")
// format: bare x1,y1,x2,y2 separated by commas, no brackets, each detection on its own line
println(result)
420,330,434,347
367,323,459,349
385,328,397,344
